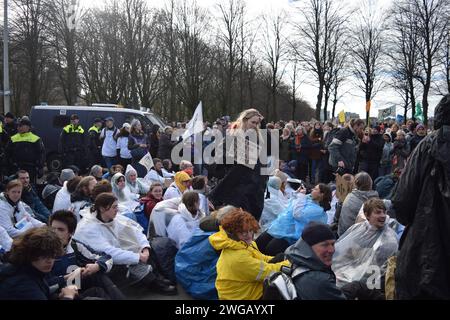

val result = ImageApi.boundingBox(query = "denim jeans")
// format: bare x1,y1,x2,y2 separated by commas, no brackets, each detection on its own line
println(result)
103,156,117,170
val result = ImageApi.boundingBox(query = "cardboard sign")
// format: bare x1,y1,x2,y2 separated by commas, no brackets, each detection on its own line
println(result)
335,174,354,203
139,152,154,172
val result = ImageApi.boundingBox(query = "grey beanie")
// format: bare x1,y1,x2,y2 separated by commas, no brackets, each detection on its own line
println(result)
60,169,75,183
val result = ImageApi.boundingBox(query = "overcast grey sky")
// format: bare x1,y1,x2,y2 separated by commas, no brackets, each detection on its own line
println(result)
78,0,443,119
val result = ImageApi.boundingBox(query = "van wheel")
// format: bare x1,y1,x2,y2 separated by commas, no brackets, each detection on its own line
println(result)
47,154,63,172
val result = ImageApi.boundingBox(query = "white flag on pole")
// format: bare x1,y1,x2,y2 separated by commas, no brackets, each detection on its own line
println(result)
182,102,204,140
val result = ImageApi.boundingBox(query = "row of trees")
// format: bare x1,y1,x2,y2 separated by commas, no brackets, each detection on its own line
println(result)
1,0,315,122
1,0,449,125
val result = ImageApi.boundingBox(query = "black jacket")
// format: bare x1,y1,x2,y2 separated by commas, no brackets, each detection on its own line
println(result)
409,134,426,152
6,132,45,168
0,264,53,300
392,125,450,299
359,134,384,163
157,132,176,160
285,239,346,300
328,127,359,171
59,124,86,153
209,164,268,220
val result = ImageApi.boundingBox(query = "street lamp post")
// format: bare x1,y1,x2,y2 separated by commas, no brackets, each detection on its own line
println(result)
3,0,11,114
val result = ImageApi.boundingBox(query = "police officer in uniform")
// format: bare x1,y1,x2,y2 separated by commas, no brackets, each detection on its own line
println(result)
6,118,45,183
88,118,103,167
59,114,87,173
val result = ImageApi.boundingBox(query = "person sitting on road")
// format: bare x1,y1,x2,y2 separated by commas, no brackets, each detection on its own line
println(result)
125,165,149,197
140,182,164,220
191,176,213,216
256,183,332,256
0,180,45,239
337,172,378,236
72,193,177,295
209,209,290,300
167,192,204,249
332,198,398,299
102,164,124,181
69,176,97,221
111,173,140,216
175,205,235,300
259,176,289,232
0,227,81,300
41,172,62,211
0,225,13,255
17,170,51,223
285,222,346,300
144,158,167,185
90,165,104,183
53,176,81,213
163,171,191,200
162,159,176,178
49,210,125,300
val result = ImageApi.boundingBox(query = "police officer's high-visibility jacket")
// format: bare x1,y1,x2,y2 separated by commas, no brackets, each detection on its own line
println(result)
59,124,86,153
0,123,10,152
6,131,45,167
88,125,102,151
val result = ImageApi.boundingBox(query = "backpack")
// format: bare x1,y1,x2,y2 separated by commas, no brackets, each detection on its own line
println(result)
324,127,341,149
262,264,310,300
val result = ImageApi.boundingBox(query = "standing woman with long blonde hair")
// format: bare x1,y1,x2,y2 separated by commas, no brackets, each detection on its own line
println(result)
209,108,269,220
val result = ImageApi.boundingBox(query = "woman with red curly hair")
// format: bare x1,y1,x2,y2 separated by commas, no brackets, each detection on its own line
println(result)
209,209,290,300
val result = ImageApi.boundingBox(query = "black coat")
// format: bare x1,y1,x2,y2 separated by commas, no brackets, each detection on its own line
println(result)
285,239,346,300
409,134,426,152
392,125,450,299
359,134,384,163
209,164,267,220
157,132,176,160
0,264,52,300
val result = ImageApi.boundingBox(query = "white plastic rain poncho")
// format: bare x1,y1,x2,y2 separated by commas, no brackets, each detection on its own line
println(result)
259,177,288,231
332,220,398,288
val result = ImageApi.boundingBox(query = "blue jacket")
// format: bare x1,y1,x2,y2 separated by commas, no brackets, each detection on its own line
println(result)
268,195,327,245
175,228,219,299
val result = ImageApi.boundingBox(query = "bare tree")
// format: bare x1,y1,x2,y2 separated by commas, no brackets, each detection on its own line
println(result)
174,0,215,114
388,0,421,121
436,29,450,95
261,11,289,121
79,1,127,104
292,0,347,121
350,1,385,125
323,20,350,121
409,0,449,125
215,0,245,115
288,58,303,120
46,0,87,105
11,0,50,113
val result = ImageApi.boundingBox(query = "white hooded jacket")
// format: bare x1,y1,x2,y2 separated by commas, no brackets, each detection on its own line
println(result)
73,211,150,266
167,202,204,249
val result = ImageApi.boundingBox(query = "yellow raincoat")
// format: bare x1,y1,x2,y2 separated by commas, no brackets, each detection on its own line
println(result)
209,227,290,300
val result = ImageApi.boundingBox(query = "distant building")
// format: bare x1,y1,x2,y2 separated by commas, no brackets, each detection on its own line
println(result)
345,112,360,120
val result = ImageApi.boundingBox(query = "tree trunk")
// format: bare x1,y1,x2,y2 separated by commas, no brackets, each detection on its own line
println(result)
315,83,324,121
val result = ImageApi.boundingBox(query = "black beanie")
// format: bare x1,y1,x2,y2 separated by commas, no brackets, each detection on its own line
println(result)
302,222,335,246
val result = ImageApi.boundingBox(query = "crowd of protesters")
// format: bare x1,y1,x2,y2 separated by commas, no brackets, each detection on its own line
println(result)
0,93,449,300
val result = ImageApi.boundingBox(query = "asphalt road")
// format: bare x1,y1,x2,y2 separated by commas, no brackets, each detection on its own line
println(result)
124,283,194,300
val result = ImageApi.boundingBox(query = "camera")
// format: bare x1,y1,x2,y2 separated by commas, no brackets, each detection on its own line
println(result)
335,166,346,176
